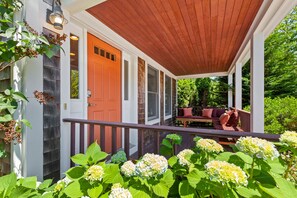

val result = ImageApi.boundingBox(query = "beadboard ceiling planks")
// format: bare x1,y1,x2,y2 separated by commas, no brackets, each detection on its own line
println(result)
87,0,263,76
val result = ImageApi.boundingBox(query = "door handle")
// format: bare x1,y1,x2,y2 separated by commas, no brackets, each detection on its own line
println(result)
88,103,96,107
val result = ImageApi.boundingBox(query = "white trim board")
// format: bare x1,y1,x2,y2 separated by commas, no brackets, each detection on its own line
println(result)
177,72,228,79
62,0,107,14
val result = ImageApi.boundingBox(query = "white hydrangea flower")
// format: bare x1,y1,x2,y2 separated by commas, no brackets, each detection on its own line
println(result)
121,161,136,177
177,149,194,166
196,139,224,153
81,196,90,198
280,131,297,149
235,137,279,160
85,165,104,182
109,183,132,198
135,153,168,178
205,160,248,186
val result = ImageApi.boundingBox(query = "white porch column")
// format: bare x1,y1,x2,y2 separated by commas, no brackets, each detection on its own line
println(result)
228,73,233,108
235,62,242,109
250,32,265,133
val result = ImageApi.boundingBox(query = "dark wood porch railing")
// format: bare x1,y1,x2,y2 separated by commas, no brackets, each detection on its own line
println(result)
63,118,280,166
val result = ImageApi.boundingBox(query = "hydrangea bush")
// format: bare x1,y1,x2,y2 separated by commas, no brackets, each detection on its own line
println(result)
1,133,297,197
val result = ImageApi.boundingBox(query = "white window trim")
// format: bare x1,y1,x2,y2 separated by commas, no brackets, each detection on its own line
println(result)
164,74,172,120
146,64,160,125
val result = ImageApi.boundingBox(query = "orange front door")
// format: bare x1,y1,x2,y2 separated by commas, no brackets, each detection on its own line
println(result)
87,33,121,153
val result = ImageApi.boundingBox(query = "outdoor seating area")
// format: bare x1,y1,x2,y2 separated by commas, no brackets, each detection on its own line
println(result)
177,107,247,132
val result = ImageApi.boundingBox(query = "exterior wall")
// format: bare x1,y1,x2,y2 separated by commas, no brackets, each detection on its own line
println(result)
43,28,61,181
138,57,146,125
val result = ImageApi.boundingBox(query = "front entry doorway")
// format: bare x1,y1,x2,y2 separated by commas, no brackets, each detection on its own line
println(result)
87,33,122,153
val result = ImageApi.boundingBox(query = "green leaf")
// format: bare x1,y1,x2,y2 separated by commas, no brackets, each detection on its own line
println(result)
168,156,178,167
92,151,108,163
236,182,261,198
253,170,276,186
267,158,286,174
64,181,84,198
0,114,13,122
21,119,32,129
38,35,49,45
186,169,204,188
103,164,123,184
20,176,37,189
66,166,85,180
5,27,16,38
86,142,101,157
152,182,169,197
0,173,17,197
160,169,175,188
129,185,151,198
12,92,28,102
0,103,15,111
87,185,103,198
10,186,32,198
260,175,297,198
161,138,173,148
215,152,233,161
4,89,11,95
71,154,88,166
236,152,253,164
179,180,195,198
38,179,53,190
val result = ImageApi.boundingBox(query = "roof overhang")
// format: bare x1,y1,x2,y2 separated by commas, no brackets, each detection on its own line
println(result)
64,0,297,79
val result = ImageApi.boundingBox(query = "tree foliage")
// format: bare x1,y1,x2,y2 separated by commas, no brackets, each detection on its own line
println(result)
177,79,196,107
242,7,297,107
245,97,297,134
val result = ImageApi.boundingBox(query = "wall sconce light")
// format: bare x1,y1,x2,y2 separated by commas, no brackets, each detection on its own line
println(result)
47,0,68,30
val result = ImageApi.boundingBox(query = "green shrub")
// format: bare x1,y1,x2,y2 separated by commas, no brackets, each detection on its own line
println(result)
1,133,297,197
245,97,297,134
111,151,127,164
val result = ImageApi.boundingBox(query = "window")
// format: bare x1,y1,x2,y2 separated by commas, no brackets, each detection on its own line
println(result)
147,66,159,121
124,60,129,100
165,75,172,116
70,33,79,99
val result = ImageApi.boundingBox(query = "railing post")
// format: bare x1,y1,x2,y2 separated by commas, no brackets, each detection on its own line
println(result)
138,129,144,159
124,128,130,159
155,131,160,154
79,123,85,153
112,127,117,155
100,125,105,151
70,122,75,167
89,124,95,144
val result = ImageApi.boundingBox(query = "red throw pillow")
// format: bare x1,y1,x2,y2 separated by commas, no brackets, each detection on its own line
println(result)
183,108,192,117
226,110,239,127
202,109,213,118
219,113,230,125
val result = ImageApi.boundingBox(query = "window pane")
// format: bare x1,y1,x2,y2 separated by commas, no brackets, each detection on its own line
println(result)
148,66,159,121
124,60,129,100
148,66,158,92
165,76,171,116
148,93,158,120
70,33,79,99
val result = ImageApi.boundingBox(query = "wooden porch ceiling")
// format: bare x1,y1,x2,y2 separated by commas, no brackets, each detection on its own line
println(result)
87,0,263,76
